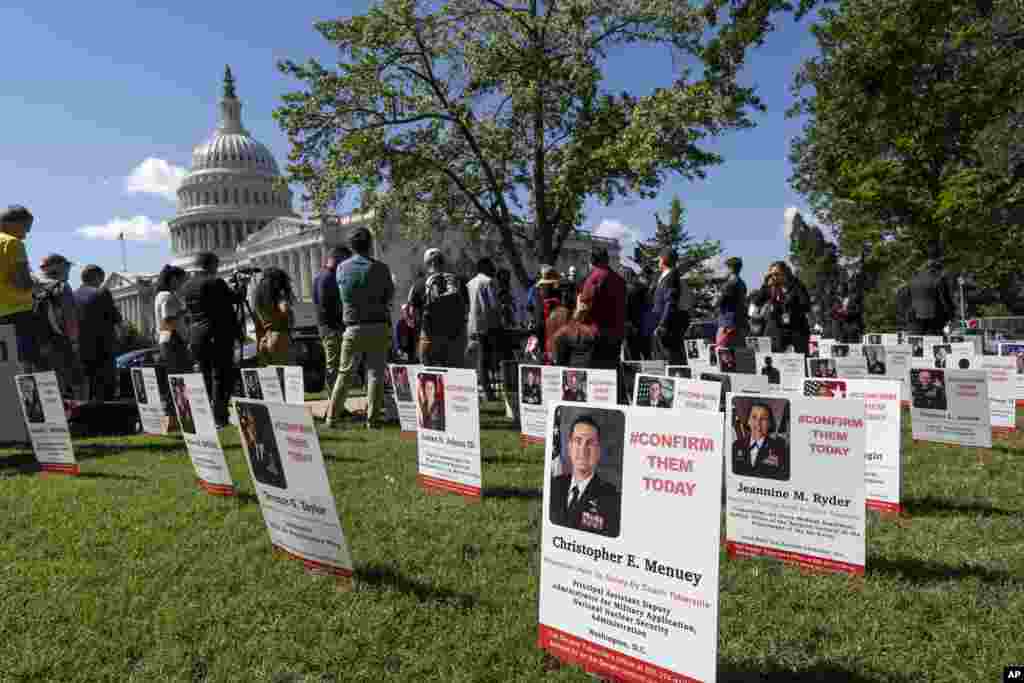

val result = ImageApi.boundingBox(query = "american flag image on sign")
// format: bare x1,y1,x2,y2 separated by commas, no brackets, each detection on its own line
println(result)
804,380,847,399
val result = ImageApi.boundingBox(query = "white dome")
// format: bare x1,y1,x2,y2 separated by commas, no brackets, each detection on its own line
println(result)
191,133,279,175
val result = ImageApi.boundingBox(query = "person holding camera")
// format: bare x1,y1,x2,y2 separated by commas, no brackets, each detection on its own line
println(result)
179,252,239,428
253,267,295,366
750,260,811,354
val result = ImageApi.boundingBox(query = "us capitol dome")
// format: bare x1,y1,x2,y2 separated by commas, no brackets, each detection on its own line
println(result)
168,66,298,269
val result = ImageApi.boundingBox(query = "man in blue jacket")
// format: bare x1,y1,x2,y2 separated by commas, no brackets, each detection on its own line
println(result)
651,249,690,364
324,228,394,430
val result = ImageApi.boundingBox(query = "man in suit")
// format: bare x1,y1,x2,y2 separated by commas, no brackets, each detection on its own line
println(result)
650,249,691,364
562,371,587,402
522,368,542,405
171,379,195,435
732,402,790,480
933,345,949,369
240,403,287,489
19,376,44,423
74,265,124,401
642,379,672,409
866,348,887,375
549,415,621,537
179,252,239,428
913,370,948,410
761,356,781,385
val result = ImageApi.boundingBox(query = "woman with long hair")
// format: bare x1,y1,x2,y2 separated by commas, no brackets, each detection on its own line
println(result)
252,267,294,366
750,260,811,353
552,296,599,368
153,265,192,373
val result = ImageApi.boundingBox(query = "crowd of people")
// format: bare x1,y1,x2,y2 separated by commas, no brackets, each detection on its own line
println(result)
3,199,966,430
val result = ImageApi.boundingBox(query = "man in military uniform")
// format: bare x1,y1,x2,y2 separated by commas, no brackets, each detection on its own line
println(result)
549,415,621,537
732,402,790,481
562,371,587,402
913,370,948,411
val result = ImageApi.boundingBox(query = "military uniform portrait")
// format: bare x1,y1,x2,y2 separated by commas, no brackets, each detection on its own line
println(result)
562,370,588,402
238,401,287,490
932,344,951,369
808,358,837,378
392,366,413,403
131,368,148,405
911,369,948,411
731,397,791,481
521,366,543,406
169,377,195,435
718,348,737,373
243,369,264,400
760,356,781,385
17,376,44,424
636,376,673,409
907,336,924,358
549,409,624,538
864,346,887,375
686,340,701,360
417,373,446,431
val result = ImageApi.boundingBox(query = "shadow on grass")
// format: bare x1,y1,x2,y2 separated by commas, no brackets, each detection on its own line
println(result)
867,556,1020,586
354,562,480,608
483,486,542,500
718,663,903,682
480,421,518,431
234,492,259,506
322,453,366,464
991,442,1024,456
481,454,536,465
903,495,1020,517
76,471,147,481
73,441,184,459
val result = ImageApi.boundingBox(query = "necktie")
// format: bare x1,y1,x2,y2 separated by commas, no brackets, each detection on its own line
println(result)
568,485,579,514
750,443,760,468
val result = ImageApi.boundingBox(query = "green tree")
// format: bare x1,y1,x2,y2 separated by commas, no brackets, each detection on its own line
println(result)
634,196,722,317
788,0,1024,289
786,209,842,328
274,0,812,288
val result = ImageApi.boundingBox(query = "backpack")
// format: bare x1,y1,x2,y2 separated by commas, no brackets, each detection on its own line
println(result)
422,272,466,336
33,281,69,343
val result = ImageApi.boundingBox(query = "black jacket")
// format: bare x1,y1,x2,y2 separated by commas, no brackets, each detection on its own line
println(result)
549,473,621,537
731,436,790,481
179,273,239,346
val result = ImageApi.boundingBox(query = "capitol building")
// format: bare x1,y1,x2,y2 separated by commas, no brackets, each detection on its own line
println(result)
107,67,620,340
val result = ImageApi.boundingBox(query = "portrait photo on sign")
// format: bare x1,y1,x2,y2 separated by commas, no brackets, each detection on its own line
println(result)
521,366,543,405
169,377,195,435
908,336,924,357
867,333,883,346
562,369,588,402
549,407,625,539
243,369,263,400
417,372,446,431
392,366,413,403
718,348,737,373
932,344,951,369
700,372,730,413
636,376,674,409
731,397,791,482
686,340,701,359
831,344,850,358
238,402,287,490
132,368,148,404
759,356,781,385
1002,344,1024,374
910,368,948,411
808,358,837,378
808,339,819,357
668,366,692,379
804,379,847,398
864,346,887,375
17,376,44,424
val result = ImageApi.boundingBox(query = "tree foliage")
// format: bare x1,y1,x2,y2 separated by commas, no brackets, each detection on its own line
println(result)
786,209,842,327
788,0,1024,291
634,195,722,317
275,0,813,287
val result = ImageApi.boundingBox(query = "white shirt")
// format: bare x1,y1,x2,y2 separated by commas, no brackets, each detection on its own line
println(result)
154,291,184,343
749,438,765,467
567,473,594,508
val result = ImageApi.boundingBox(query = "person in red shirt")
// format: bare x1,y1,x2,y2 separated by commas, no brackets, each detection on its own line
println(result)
578,246,626,371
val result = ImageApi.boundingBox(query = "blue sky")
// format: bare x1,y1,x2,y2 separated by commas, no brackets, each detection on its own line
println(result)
0,1,821,287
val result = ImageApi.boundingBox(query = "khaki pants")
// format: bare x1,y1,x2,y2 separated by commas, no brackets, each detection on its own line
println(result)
326,323,390,426
322,332,343,390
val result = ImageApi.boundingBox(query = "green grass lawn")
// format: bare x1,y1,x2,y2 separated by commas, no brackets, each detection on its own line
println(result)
1,405,1022,682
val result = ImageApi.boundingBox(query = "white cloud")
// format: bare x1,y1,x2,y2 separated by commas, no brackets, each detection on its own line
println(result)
76,216,170,242
783,206,801,240
124,158,187,201
592,218,641,255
